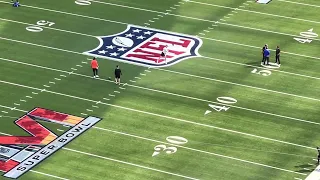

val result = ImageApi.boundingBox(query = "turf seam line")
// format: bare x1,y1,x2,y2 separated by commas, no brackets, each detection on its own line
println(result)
92,126,309,176
0,83,315,150
2,1,320,43
0,57,319,125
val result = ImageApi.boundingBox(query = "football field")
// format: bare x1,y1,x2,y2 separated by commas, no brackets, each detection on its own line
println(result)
1,0,320,179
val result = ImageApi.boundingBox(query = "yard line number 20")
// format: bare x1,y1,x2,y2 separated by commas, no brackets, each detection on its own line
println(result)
26,20,55,32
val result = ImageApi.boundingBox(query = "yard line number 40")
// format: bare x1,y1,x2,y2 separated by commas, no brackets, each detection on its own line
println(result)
26,20,55,32
294,28,318,44
152,136,188,157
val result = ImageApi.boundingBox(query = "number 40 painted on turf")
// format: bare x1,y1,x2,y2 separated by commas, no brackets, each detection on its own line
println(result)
294,28,318,44
152,136,188,157
205,96,237,115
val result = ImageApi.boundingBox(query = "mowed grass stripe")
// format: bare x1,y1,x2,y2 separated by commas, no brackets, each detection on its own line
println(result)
0,80,314,151
0,132,198,180
1,56,319,126
0,104,311,179
1,27,319,103
2,0,320,63
1,55,320,149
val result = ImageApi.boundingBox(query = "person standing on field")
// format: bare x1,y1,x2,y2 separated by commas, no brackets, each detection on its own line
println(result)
261,44,267,65
91,57,99,78
263,46,270,65
317,147,320,164
275,46,281,65
115,65,122,85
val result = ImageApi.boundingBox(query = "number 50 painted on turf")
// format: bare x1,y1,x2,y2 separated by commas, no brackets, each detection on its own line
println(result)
26,20,55,32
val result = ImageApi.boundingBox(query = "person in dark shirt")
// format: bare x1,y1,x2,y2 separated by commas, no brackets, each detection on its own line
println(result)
261,44,267,65
317,147,320,164
114,65,122,85
275,46,281,65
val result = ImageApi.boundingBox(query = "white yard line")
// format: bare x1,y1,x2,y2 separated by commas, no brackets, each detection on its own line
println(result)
154,68,320,102
0,133,195,180
89,0,320,25
278,0,320,8
0,86,314,150
201,56,320,80
0,1,127,25
1,15,319,61
200,36,320,61
187,0,320,24
30,170,70,180
1,37,319,103
2,3,319,44
93,126,307,176
1,6,320,61
0,132,69,180
0,57,318,125
63,147,199,180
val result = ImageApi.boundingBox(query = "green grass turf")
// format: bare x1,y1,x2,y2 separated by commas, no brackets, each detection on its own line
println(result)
0,0,320,179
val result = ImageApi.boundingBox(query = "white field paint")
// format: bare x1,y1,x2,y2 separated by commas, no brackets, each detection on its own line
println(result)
0,36,319,102
0,84,315,151
1,15,320,62
278,0,320,8
63,148,199,180
0,57,318,126
0,107,313,175
1,5,320,53
92,127,307,176
0,132,195,180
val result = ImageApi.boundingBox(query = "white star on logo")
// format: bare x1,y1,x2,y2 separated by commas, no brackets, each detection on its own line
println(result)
125,33,134,38
144,31,152,35
133,29,142,33
117,47,127,52
137,35,146,40
106,45,115,49
98,50,107,54
110,52,119,56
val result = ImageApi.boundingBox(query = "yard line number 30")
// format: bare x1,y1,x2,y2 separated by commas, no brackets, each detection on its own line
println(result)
26,20,55,32
152,136,188,157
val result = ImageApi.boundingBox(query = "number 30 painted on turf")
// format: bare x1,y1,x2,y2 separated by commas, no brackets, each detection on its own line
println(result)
152,136,188,157
26,20,55,33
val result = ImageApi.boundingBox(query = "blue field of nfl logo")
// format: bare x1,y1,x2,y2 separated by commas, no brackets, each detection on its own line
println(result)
83,25,203,67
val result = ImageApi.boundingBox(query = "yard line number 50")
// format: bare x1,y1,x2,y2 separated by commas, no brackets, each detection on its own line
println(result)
26,20,55,32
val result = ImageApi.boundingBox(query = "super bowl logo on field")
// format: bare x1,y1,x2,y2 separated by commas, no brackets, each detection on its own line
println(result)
0,108,101,179
83,25,203,67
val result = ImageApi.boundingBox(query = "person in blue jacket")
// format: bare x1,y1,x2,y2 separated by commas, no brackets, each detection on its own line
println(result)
12,0,20,7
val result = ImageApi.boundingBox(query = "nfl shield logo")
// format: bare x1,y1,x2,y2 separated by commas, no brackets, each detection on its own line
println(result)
83,25,203,67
